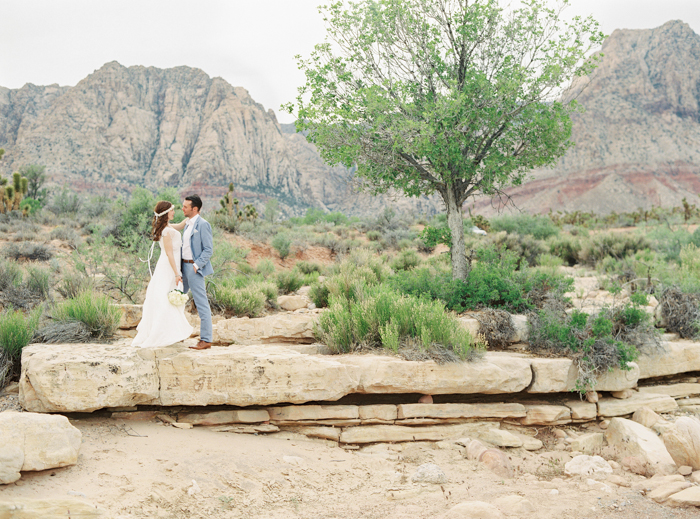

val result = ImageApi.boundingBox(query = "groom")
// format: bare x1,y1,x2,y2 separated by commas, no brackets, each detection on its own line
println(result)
181,195,214,350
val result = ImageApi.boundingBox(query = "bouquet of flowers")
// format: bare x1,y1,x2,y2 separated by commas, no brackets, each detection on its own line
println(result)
168,288,189,306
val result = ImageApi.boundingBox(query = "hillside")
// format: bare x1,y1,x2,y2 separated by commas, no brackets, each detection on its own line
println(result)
481,20,700,215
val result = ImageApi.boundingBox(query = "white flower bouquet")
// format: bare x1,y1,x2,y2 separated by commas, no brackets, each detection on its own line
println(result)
168,288,189,306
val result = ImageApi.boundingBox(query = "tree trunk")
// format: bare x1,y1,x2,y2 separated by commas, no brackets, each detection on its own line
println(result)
443,187,469,280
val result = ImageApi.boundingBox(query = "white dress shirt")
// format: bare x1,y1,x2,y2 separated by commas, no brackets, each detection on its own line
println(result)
182,214,199,261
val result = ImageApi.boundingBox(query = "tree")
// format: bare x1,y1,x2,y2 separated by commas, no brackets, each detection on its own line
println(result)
286,0,604,279
19,164,47,203
264,198,279,223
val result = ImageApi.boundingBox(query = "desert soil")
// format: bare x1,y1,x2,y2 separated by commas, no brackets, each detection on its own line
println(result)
0,411,698,519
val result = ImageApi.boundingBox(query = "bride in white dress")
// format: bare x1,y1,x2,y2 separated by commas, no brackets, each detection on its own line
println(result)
132,201,193,348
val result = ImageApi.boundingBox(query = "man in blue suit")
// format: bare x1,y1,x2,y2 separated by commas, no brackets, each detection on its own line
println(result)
181,194,215,350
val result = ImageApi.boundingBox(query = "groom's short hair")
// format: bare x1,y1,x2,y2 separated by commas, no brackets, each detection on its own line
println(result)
185,195,203,212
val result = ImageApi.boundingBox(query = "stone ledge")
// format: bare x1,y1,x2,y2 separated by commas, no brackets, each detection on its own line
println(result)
636,341,700,379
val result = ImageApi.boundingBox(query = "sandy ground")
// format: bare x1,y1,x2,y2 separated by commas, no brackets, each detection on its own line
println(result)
1,414,698,519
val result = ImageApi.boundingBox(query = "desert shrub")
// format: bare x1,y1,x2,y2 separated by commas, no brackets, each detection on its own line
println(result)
52,291,120,339
390,249,421,271
366,230,381,242
476,308,516,348
381,228,415,249
255,258,276,277
25,266,50,299
490,214,559,240
296,261,322,274
646,227,699,263
0,259,23,290
487,231,547,266
114,187,182,249
0,307,41,358
271,233,292,260
12,230,38,242
548,235,582,265
536,253,564,268
82,195,113,219
309,283,330,308
419,225,452,250
528,304,639,391
276,269,304,294
315,284,479,361
250,281,278,301
658,287,700,338
48,187,82,215
50,226,81,247
578,232,650,266
33,320,91,344
391,247,573,312
4,242,52,261
210,284,266,317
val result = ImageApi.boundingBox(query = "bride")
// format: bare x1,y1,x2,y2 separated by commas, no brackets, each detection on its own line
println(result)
132,201,193,348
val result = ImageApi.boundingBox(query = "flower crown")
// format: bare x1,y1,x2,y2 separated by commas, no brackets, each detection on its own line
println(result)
154,204,174,218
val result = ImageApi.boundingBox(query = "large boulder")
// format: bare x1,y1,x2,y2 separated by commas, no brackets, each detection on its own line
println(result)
215,314,318,344
662,416,700,470
20,341,159,413
114,304,143,329
0,412,81,485
605,417,676,476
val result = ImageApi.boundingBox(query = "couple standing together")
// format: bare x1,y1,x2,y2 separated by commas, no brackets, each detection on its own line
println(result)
132,195,214,350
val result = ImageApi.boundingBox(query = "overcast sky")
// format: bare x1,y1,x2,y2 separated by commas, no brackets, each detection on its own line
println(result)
1,0,698,123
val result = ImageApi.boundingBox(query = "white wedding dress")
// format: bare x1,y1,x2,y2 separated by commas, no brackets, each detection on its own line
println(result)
132,227,193,348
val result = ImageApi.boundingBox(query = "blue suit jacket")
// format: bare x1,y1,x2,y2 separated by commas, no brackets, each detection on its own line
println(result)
185,216,214,277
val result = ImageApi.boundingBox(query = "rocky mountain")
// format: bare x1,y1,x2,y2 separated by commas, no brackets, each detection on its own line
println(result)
2,21,699,218
478,20,700,215
0,61,438,216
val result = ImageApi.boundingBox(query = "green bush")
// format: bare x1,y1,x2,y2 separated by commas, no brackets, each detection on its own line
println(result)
487,231,547,267
578,232,650,266
309,283,330,308
366,230,381,242
251,281,278,301
528,306,640,391
490,214,559,240
25,266,50,299
0,259,23,290
211,284,266,317
115,187,182,250
56,272,92,299
548,235,582,266
4,242,52,262
271,233,292,260
52,291,120,339
390,249,421,271
296,260,322,274
391,247,573,312
255,258,276,277
276,270,304,294
0,307,41,359
315,285,478,359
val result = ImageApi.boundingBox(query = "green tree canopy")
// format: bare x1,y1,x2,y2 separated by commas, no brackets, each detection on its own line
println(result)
286,0,604,279
18,164,47,202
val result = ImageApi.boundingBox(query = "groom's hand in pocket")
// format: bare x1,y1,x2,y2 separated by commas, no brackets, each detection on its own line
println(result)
193,264,198,274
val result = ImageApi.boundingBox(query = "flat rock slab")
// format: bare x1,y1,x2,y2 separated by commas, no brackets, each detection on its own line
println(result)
528,358,639,393
0,498,105,517
339,422,495,444
269,405,359,421
177,409,270,425
520,405,571,425
20,341,159,413
114,304,143,329
396,403,526,420
339,352,532,395
638,383,700,398
637,341,700,379
666,486,700,507
215,314,318,344
597,392,678,417
157,345,357,407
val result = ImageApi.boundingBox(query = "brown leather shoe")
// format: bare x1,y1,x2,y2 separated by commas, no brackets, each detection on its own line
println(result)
188,340,212,350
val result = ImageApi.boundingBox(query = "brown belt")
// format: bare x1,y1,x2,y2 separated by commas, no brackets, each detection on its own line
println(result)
182,259,195,264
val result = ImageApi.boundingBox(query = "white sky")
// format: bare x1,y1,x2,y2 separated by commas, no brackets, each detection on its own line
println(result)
1,0,698,123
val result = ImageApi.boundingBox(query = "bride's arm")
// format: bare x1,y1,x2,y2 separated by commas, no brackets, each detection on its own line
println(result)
161,231,183,285
169,218,188,231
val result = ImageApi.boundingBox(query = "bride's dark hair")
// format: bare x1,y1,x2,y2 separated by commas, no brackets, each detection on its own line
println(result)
152,201,172,241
